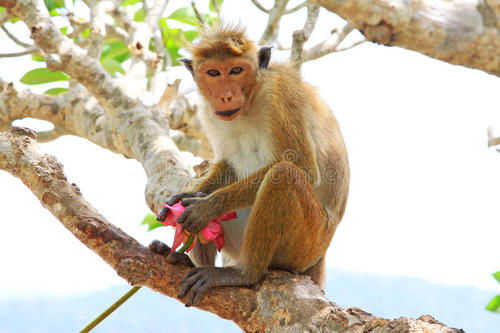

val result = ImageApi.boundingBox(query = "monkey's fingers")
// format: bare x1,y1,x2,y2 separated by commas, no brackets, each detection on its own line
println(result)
180,197,199,207
156,207,169,222
179,268,203,298
149,240,171,255
166,253,195,267
166,191,206,206
176,207,191,225
185,279,209,307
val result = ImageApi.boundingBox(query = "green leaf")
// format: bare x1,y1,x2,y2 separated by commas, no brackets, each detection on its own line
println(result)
81,28,90,39
134,8,146,22
168,7,198,26
209,0,224,12
49,8,60,16
121,0,141,5
0,7,5,14
20,68,69,85
493,271,500,284
184,30,199,42
100,40,130,62
44,87,68,95
59,26,68,35
486,295,500,313
44,0,64,11
141,212,165,231
9,17,20,23
31,53,46,62
101,58,125,75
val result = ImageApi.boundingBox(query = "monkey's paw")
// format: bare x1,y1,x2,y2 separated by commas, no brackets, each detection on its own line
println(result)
149,240,195,267
177,197,218,234
179,267,251,307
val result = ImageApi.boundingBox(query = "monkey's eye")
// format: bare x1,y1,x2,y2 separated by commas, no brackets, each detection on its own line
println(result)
206,69,221,77
229,67,244,75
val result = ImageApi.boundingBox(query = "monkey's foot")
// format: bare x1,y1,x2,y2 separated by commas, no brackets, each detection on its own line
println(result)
149,240,195,267
179,267,255,307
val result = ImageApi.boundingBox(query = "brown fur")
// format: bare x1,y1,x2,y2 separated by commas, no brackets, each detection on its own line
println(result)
164,25,349,306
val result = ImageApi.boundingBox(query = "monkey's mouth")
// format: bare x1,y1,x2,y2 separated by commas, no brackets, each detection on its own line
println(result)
215,107,241,120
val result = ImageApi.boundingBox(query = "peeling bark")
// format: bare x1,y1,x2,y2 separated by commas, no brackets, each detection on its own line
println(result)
310,0,500,76
0,127,465,333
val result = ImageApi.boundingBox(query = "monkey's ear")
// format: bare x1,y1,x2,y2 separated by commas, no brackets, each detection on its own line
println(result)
179,58,193,74
258,46,272,69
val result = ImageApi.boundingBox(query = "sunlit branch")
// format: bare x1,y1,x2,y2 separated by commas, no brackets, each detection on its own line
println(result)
250,0,269,13
290,4,319,70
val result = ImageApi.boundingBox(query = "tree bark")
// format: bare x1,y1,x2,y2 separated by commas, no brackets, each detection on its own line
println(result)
0,0,473,331
0,127,464,332
310,0,500,76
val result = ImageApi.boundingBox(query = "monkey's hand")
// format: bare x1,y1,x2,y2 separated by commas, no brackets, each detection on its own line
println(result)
157,191,207,221
177,196,221,234
149,240,195,267
179,267,254,306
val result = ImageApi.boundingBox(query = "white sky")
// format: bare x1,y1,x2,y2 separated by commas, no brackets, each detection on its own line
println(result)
0,0,499,299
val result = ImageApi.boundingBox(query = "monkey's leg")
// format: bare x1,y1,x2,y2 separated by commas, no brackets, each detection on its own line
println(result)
179,162,332,306
190,242,217,267
303,257,326,288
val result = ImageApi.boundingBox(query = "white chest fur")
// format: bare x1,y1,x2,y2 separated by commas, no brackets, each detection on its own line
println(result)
200,111,275,179
199,108,275,264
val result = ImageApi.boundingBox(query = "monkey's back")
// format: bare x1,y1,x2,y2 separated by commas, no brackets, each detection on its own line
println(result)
259,64,350,224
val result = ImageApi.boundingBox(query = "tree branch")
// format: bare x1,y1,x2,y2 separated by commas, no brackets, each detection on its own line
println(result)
290,3,320,70
259,0,289,45
0,126,464,333
301,23,366,62
0,46,38,57
1,24,33,48
284,1,306,14
310,0,500,76
250,0,270,14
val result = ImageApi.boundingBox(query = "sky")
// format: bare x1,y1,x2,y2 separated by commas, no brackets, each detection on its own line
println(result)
0,0,500,300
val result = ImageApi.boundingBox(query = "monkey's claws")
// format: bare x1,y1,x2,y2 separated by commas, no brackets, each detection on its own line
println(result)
179,267,215,307
178,267,249,307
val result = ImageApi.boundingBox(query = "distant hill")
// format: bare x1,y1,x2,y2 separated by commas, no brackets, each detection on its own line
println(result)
0,270,497,332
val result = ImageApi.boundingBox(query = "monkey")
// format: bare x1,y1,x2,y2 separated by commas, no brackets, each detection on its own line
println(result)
150,24,350,307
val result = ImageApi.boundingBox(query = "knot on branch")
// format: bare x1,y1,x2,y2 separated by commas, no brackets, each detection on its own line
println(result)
10,126,37,139
363,20,394,45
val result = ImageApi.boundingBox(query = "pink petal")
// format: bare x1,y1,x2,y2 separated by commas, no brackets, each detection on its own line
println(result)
214,234,224,251
162,203,187,225
170,224,185,253
200,221,222,242
217,211,237,222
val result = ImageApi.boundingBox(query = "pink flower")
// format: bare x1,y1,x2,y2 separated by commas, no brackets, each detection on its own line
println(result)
159,202,237,253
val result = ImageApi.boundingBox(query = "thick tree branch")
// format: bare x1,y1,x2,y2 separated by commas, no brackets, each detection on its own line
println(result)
310,0,500,76
0,127,464,333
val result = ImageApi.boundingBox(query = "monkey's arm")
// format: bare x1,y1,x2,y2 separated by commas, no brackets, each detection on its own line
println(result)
189,160,236,194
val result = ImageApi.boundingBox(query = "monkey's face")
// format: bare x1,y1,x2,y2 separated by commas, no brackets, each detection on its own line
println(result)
195,58,257,121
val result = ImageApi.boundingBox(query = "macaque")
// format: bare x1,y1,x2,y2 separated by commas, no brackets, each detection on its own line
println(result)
150,24,349,306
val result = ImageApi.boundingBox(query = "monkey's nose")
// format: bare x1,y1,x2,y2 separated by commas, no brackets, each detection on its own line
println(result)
221,95,233,103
